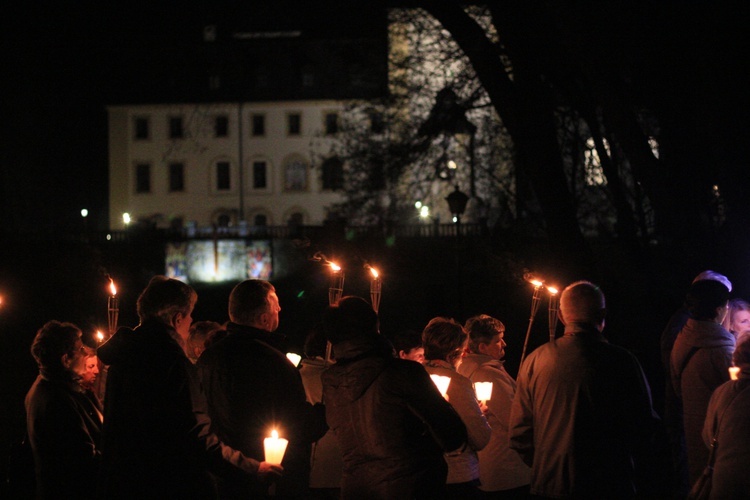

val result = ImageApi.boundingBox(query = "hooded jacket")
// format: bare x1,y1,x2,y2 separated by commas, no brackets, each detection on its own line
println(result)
670,318,735,485
97,319,255,499
457,353,531,491
322,335,467,499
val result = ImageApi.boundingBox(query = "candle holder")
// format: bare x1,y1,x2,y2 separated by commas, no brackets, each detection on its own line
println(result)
328,263,345,307
520,278,544,366
547,286,560,342
368,266,381,314
474,381,493,405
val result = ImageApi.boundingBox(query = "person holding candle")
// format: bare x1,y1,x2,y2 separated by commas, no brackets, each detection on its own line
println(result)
322,296,467,499
98,276,280,500
509,281,661,499
459,314,530,498
197,279,327,498
25,320,102,499
423,317,491,499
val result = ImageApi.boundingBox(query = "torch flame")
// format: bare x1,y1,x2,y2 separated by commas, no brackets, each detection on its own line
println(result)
530,279,544,288
370,267,379,279
330,262,341,272
96,331,104,342
547,286,559,295
109,278,117,296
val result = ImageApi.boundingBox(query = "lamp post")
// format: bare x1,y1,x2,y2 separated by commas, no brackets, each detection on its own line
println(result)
445,185,469,318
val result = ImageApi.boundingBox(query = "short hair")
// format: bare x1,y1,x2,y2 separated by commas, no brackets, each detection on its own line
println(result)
692,270,732,292
733,335,750,371
422,317,467,365
136,275,197,324
30,320,82,371
389,329,422,354
228,279,275,325
465,314,504,353
686,279,729,321
323,296,378,345
560,281,606,324
722,298,750,333
188,320,221,352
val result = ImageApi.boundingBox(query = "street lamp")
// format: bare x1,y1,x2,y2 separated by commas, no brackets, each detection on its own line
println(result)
446,185,469,224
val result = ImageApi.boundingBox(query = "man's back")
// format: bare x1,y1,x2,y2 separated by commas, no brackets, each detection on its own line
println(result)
510,326,658,498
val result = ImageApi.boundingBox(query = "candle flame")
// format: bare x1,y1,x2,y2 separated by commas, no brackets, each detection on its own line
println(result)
96,331,104,342
370,267,379,279
271,429,279,439
109,278,117,296
547,286,559,295
330,262,341,272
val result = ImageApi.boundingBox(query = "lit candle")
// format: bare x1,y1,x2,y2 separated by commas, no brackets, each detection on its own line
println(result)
107,277,119,335
95,330,105,345
430,374,451,398
286,352,302,367
474,381,493,404
264,429,288,465
729,366,740,380
369,266,381,314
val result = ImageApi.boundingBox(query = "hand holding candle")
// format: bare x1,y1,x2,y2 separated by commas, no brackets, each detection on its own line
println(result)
264,429,288,465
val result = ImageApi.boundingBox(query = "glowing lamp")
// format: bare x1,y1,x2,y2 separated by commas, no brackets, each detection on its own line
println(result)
286,352,302,367
474,381,493,404
729,366,740,380
430,374,451,398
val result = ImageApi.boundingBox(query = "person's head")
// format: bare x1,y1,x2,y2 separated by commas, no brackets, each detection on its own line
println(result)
137,275,197,341
686,279,730,322
559,281,606,330
422,317,468,367
464,314,507,360
303,327,328,359
692,270,732,293
733,336,750,375
187,320,222,361
323,296,378,345
30,320,84,376
721,298,750,339
228,279,280,331
390,329,425,363
77,345,99,390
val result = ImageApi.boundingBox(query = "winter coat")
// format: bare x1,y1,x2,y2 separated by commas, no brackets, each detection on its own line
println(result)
457,353,531,491
322,335,467,499
25,370,102,499
97,319,255,500
299,357,343,489
197,322,328,498
702,376,750,499
670,318,734,484
509,323,660,499
424,359,491,485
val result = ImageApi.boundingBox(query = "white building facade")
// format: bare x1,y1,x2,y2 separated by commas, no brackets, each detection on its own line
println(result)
108,100,346,231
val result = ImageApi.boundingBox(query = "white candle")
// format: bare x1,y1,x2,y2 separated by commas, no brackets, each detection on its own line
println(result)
729,366,740,380
474,381,493,403
263,429,288,465
430,374,451,398
286,352,302,367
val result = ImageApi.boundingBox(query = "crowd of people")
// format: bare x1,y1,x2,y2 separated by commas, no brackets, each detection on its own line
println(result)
17,272,750,499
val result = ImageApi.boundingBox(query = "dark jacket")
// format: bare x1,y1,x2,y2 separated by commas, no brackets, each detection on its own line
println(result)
509,323,660,499
97,319,255,500
322,335,467,499
25,370,102,499
197,322,328,497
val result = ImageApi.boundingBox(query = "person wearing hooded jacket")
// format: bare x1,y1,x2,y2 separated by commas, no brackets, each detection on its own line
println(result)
322,296,467,499
670,279,735,487
97,276,280,499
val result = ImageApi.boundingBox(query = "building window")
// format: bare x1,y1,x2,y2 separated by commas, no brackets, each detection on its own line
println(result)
215,116,229,137
321,157,344,191
169,163,185,192
284,160,308,191
134,117,149,140
169,117,184,139
287,113,301,136
252,114,265,136
324,112,339,135
216,161,231,190
253,161,267,189
135,163,151,193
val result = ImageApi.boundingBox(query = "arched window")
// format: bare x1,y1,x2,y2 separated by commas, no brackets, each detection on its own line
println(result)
284,158,308,191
